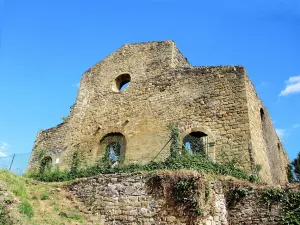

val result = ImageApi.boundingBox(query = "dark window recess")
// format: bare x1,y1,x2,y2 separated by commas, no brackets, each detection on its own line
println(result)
183,132,208,154
100,132,126,164
260,108,265,122
106,142,121,163
40,156,52,173
113,74,131,92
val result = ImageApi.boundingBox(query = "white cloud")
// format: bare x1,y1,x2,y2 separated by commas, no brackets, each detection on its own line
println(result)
293,124,300,128
72,83,80,88
279,75,300,96
275,128,288,140
0,142,9,157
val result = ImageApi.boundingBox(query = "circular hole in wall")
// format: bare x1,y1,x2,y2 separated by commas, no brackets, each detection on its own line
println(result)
112,74,131,92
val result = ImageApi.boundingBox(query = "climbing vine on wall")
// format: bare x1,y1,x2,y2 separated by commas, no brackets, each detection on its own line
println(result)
226,187,249,208
173,178,204,217
168,124,181,157
263,188,300,224
70,151,80,176
28,124,252,183
146,174,212,225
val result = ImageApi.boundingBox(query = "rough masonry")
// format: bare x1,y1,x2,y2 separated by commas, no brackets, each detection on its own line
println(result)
68,172,297,225
28,40,289,184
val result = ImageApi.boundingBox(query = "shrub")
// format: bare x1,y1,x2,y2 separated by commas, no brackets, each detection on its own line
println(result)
28,152,251,182
40,192,49,200
18,201,34,218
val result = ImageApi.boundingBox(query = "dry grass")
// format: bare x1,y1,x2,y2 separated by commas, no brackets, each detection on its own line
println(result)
0,169,93,225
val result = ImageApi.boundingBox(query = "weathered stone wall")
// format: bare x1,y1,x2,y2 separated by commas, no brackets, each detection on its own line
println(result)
28,40,289,184
244,75,289,184
69,172,229,225
28,123,70,171
226,187,282,224
68,172,298,225
222,181,300,224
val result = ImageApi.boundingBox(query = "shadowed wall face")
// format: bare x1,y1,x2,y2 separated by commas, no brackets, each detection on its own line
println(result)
245,75,289,184
28,41,289,184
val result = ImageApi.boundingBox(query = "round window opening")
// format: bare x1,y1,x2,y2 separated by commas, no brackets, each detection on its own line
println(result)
112,74,131,92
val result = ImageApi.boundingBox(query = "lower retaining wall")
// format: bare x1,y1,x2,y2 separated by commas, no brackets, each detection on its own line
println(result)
68,172,296,225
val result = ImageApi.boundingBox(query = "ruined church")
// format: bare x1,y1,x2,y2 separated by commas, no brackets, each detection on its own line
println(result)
28,40,289,184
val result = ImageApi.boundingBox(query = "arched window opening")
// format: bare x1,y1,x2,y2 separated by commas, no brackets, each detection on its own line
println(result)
106,142,121,163
183,132,208,154
100,132,126,165
112,74,131,92
40,156,52,173
277,143,281,151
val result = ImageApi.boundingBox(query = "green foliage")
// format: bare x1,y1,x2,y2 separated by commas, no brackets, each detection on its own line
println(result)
263,188,300,224
36,148,45,160
173,178,203,216
227,187,249,208
249,164,261,183
292,152,300,182
169,125,181,157
204,182,210,203
50,201,59,212
263,188,284,206
0,170,33,223
40,191,49,200
39,156,52,174
28,124,252,183
287,164,295,183
70,151,80,177
28,152,251,183
18,201,34,218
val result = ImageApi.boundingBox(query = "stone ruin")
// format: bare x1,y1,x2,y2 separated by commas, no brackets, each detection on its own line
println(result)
28,40,289,184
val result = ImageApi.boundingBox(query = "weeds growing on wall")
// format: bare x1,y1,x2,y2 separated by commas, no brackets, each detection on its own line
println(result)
226,187,249,208
27,151,251,183
204,182,210,203
263,188,300,224
169,125,181,158
146,173,211,224
173,178,204,217
28,125,252,182
70,151,80,176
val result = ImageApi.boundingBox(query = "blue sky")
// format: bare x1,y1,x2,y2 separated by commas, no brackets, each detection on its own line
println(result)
0,0,299,161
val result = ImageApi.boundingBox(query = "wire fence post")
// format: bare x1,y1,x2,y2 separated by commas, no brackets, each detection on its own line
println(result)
9,153,15,171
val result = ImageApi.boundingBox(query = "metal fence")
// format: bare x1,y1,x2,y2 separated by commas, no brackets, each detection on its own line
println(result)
0,152,31,175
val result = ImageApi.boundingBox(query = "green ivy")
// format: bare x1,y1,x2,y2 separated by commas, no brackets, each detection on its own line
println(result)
204,182,210,203
227,187,249,208
28,124,252,183
70,151,80,177
27,152,252,183
263,188,300,224
168,125,181,158
173,178,203,217
36,148,45,160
